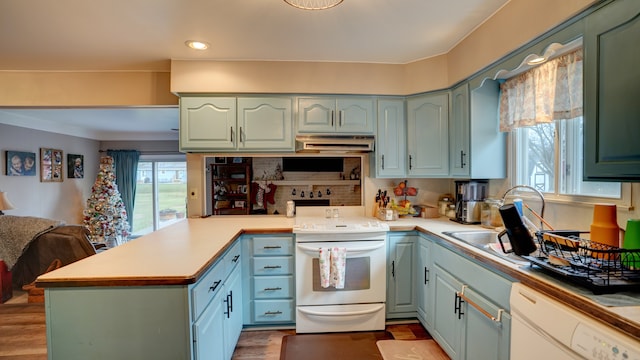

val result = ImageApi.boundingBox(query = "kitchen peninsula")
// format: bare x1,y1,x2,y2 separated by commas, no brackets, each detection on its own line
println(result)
37,214,640,359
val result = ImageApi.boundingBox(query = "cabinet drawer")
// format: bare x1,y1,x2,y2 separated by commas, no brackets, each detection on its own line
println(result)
252,257,293,275
224,241,242,278
253,300,295,323
252,237,293,256
253,276,294,299
191,261,225,320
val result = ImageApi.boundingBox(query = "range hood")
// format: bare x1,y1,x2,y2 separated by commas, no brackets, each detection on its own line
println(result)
295,135,375,153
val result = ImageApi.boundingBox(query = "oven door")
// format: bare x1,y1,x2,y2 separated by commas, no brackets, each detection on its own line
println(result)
295,239,386,306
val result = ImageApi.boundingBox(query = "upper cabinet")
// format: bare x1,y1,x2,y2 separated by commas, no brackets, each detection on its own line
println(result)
450,83,470,178
584,0,640,181
180,96,294,152
407,92,449,177
297,97,375,134
373,98,406,178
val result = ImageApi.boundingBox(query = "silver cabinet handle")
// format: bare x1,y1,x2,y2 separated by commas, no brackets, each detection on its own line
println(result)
331,110,335,127
264,310,282,315
263,265,282,269
232,254,240,263
263,245,282,249
461,150,466,168
264,287,282,291
409,155,413,170
339,110,344,127
239,126,244,143
381,154,385,170
230,126,234,142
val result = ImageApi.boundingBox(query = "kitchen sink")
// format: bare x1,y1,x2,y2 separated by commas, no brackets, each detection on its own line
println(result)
443,230,530,266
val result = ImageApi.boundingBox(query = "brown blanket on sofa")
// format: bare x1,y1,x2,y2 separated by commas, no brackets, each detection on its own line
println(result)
0,215,63,269
0,216,97,287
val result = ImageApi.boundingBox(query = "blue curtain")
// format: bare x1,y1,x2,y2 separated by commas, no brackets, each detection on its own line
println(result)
107,150,140,233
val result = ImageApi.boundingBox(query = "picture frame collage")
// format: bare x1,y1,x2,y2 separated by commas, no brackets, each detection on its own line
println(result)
4,148,84,181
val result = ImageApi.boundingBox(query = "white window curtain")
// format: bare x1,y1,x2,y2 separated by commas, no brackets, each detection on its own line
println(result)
499,48,583,132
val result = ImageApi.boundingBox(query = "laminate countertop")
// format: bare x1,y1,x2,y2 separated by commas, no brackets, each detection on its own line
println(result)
36,215,640,340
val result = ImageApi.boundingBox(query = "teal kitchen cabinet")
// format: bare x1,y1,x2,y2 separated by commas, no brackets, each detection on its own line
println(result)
428,239,512,360
450,80,506,179
241,234,295,326
416,234,434,328
449,82,470,178
584,0,640,180
180,96,294,152
297,96,375,134
406,92,450,177
386,232,417,318
372,98,407,178
44,240,243,360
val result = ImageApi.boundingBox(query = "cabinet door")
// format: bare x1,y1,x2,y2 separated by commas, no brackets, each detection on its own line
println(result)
460,287,511,360
238,97,294,150
584,0,640,180
416,236,433,329
297,97,336,133
180,97,237,151
193,285,225,360
375,99,406,178
387,234,416,317
336,98,375,134
432,264,462,360
407,93,449,177
224,266,243,360
450,83,470,178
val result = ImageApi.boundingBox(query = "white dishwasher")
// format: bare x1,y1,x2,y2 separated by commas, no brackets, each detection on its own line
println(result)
510,283,640,360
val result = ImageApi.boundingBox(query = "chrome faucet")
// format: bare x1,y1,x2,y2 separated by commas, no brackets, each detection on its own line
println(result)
502,185,546,230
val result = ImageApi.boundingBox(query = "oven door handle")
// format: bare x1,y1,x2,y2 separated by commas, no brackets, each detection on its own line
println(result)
298,304,384,317
296,243,385,254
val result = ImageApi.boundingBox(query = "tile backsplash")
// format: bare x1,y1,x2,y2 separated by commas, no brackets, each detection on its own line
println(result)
251,157,361,215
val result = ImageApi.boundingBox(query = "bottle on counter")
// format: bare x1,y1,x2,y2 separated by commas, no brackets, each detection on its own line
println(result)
438,195,453,216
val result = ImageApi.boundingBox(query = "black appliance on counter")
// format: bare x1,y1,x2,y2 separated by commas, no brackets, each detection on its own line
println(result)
453,180,488,224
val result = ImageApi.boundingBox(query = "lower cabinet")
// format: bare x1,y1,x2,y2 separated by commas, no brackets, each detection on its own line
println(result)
417,234,513,360
416,235,433,328
386,232,417,318
242,234,296,326
44,240,243,360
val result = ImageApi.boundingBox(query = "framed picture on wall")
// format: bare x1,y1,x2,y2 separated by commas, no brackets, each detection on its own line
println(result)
67,154,84,178
40,148,63,182
5,150,37,176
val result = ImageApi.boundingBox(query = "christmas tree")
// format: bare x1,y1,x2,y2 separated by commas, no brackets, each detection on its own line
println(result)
83,156,130,247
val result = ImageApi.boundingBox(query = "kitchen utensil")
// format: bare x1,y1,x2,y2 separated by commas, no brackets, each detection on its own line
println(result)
590,203,620,247
498,204,537,256
286,201,295,217
524,203,555,230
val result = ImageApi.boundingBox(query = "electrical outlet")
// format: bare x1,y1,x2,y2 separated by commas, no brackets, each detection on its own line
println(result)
190,188,198,200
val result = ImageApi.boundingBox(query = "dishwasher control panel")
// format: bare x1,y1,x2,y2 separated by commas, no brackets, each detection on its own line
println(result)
571,323,639,360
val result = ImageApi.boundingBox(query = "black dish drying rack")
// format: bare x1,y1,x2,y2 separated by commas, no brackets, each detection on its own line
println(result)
523,230,640,294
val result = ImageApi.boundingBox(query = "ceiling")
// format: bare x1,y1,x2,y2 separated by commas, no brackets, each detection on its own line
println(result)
0,0,509,141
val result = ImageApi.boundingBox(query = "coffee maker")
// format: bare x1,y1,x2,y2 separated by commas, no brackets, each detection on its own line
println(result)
453,180,488,224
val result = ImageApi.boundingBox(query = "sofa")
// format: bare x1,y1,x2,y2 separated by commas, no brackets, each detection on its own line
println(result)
0,215,97,289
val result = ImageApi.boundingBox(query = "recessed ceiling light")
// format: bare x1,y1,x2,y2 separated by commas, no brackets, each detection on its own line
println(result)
185,40,210,50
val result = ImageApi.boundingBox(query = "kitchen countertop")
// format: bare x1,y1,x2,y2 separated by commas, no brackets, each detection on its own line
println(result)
36,214,640,340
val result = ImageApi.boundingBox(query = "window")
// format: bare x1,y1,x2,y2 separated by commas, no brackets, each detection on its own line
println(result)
131,156,187,237
514,117,621,199
502,45,624,203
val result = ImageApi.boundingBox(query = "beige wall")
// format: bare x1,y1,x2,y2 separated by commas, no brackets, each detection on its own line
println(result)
0,71,176,106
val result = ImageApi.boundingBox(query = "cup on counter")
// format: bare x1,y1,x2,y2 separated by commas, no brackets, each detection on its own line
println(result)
590,203,620,247
622,219,640,269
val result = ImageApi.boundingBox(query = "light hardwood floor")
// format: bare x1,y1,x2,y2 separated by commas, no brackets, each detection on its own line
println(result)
0,291,431,360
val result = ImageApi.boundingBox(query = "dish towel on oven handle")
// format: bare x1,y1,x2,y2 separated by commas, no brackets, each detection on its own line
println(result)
319,248,331,288
330,247,347,289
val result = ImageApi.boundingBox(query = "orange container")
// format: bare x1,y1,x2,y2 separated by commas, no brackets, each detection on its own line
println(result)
590,203,620,247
